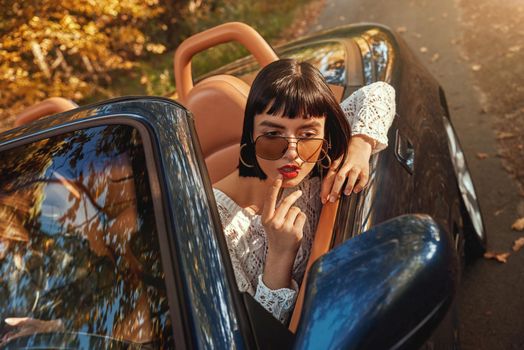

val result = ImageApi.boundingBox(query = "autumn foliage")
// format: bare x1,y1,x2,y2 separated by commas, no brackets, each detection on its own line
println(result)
0,0,166,127
0,0,312,131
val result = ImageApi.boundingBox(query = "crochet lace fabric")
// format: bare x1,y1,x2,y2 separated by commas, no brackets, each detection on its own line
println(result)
214,177,321,323
341,81,396,153
214,81,396,323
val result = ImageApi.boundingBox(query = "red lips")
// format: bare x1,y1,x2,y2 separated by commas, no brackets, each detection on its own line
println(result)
278,164,300,179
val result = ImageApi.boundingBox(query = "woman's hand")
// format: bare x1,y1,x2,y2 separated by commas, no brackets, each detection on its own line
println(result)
321,135,375,204
261,175,307,289
1,317,64,344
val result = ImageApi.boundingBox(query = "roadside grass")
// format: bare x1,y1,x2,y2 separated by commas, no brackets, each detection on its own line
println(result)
83,0,312,103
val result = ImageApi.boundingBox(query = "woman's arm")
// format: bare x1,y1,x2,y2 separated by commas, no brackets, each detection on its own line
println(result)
214,195,257,296
342,81,396,153
258,175,306,323
321,82,396,203
1,318,64,345
215,186,300,323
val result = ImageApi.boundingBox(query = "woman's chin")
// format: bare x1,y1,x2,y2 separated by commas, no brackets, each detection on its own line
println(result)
281,176,304,188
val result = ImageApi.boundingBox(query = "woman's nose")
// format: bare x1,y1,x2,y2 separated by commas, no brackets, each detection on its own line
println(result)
283,140,299,161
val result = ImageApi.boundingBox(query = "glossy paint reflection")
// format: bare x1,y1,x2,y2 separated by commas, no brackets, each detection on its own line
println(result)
295,215,458,350
0,125,172,347
145,102,245,349
285,42,347,85
355,28,396,84
218,41,347,88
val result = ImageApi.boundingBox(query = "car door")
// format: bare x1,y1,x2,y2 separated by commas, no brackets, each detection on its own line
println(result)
0,98,253,349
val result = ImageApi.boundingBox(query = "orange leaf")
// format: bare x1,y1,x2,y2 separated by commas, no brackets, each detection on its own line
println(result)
496,131,517,140
471,64,482,71
511,218,524,231
483,251,511,263
476,152,489,160
512,237,524,252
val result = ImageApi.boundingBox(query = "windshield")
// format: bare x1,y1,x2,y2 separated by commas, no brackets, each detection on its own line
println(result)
0,125,173,348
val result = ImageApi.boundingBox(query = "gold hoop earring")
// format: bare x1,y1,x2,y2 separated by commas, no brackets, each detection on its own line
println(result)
319,149,332,169
239,143,255,168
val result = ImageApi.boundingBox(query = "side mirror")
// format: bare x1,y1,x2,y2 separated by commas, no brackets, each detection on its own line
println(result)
294,214,458,350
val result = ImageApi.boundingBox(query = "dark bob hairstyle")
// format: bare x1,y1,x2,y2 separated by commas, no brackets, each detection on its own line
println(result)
239,58,351,179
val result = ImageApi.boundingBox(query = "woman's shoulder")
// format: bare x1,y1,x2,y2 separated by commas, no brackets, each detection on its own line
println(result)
213,187,258,225
213,187,240,213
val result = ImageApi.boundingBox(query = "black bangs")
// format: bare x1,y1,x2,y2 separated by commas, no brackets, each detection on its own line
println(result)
252,64,335,119
266,83,335,119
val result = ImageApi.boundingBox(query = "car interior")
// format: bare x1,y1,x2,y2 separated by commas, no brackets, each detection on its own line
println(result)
10,21,348,338
173,22,343,334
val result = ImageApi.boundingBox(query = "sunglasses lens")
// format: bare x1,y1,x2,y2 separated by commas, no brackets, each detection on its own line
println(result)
297,139,324,162
255,136,326,162
255,136,288,160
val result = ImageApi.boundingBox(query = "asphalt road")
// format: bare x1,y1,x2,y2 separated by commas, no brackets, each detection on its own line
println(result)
310,0,524,349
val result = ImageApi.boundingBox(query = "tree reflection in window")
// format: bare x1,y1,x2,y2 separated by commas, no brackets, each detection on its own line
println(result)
0,125,173,348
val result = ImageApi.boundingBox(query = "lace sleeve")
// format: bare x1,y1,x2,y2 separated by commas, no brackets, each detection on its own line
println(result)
214,189,300,324
340,81,396,153
254,275,298,324
215,201,256,295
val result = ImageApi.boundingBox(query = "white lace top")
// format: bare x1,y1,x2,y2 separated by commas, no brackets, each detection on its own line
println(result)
213,81,396,323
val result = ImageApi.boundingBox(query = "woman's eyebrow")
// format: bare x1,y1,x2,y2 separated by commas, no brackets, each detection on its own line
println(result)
258,120,323,129
298,121,322,129
258,120,285,129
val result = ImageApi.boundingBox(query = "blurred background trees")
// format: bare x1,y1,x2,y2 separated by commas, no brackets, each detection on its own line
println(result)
0,0,315,130
0,0,164,124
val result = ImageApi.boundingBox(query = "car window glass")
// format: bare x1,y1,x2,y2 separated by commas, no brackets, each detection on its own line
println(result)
225,41,347,86
0,125,174,348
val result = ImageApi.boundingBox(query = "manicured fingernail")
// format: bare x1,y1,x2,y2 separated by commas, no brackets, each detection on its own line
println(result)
354,186,362,193
329,195,336,203
276,174,283,180
344,189,351,196
5,318,19,325
321,197,326,204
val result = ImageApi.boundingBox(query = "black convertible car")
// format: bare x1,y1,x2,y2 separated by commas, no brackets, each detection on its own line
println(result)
0,22,485,349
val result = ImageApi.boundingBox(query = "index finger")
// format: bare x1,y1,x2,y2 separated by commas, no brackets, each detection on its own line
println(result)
262,175,283,222
4,317,30,326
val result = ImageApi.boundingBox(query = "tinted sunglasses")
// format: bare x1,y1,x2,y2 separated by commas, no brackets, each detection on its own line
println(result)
254,135,327,162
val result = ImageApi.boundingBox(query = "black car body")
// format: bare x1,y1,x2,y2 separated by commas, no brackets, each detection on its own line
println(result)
0,23,485,349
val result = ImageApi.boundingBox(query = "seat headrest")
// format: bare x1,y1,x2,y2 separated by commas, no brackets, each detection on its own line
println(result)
185,75,250,183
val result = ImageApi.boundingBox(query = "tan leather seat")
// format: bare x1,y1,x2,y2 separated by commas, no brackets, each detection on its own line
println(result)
288,199,339,332
14,97,77,126
185,75,250,183
174,22,278,183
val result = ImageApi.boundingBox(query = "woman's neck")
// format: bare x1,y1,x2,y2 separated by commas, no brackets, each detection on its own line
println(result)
213,170,269,213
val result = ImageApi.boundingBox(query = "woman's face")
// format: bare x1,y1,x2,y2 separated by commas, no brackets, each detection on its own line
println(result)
253,112,326,188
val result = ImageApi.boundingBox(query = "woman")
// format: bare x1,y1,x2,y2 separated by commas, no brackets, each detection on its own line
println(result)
213,59,395,323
